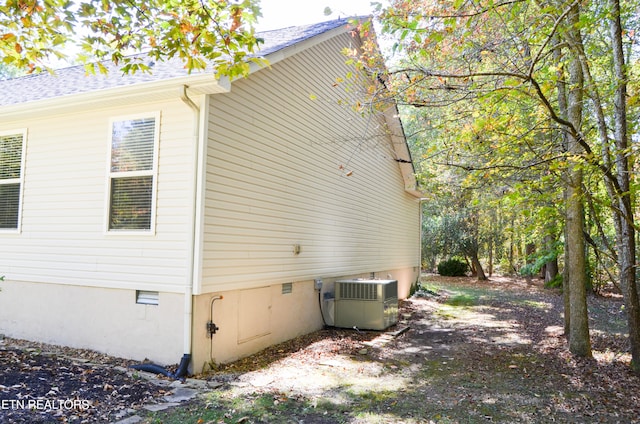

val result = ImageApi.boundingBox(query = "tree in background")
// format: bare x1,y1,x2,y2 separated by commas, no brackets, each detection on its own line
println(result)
0,0,263,77
419,188,489,280
353,0,639,368
0,62,22,79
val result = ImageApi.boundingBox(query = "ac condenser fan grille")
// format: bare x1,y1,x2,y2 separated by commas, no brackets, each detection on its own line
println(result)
339,282,379,301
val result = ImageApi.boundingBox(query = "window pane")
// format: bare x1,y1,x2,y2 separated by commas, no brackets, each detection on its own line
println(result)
0,184,20,229
0,134,23,180
111,118,155,172
109,176,153,230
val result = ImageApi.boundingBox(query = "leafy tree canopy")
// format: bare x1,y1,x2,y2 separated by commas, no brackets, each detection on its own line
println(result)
0,0,263,78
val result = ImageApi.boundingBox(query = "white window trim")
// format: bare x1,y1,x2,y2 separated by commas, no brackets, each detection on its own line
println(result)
104,112,160,235
0,128,27,234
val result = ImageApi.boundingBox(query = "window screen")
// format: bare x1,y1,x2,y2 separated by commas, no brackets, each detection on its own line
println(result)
0,133,24,230
108,116,158,231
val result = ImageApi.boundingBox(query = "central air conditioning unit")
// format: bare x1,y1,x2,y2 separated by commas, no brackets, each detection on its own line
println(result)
334,279,398,330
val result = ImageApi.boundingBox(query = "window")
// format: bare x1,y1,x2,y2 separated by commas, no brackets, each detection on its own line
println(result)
0,131,26,231
107,114,159,232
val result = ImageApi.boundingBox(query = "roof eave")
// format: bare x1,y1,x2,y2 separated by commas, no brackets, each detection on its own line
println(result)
0,73,229,121
0,18,365,120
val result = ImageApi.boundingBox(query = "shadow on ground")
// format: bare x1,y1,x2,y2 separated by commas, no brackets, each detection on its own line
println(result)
141,275,640,424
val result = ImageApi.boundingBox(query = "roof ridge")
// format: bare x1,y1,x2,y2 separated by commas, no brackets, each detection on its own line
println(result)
3,16,367,82
0,16,369,108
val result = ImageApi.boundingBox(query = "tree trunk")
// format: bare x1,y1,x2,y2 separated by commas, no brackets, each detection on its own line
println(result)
469,252,487,281
544,257,559,285
563,224,571,338
564,3,591,357
609,0,640,372
525,243,535,284
553,38,572,338
488,233,494,278
543,235,559,285
508,218,517,275
565,177,591,356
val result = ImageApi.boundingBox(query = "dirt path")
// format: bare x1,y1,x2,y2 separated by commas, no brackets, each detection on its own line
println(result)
141,275,640,423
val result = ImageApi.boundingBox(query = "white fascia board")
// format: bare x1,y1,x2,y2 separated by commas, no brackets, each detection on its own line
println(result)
382,104,422,198
0,73,229,121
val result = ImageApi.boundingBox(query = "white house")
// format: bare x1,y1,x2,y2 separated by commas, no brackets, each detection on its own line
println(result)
0,18,422,374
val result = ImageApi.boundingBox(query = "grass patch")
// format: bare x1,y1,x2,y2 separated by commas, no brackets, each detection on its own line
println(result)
349,390,399,416
445,293,478,307
514,299,552,309
419,282,441,294
142,391,350,424
144,389,423,424
421,278,492,300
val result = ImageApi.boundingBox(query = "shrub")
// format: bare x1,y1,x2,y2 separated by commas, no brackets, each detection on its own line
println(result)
437,258,468,277
409,276,421,297
545,273,562,289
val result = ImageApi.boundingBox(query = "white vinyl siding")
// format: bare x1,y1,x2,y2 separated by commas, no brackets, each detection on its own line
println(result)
107,113,160,233
0,130,26,231
0,101,194,292
200,33,420,293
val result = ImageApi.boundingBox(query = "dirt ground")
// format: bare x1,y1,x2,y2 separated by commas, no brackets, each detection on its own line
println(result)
0,338,169,423
2,275,640,423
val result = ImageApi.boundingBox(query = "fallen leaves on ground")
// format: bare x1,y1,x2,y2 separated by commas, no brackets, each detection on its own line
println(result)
3,275,640,423
0,341,168,423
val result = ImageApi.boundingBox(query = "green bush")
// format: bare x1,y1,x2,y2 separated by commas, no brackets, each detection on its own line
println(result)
437,258,468,277
409,276,421,297
545,273,562,289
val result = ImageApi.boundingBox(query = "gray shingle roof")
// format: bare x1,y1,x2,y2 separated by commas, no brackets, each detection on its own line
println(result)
0,17,362,108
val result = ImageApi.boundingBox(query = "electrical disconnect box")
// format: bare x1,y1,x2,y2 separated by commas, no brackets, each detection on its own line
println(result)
333,279,398,330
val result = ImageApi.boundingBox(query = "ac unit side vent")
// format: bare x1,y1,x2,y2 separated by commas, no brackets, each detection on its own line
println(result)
384,280,398,301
